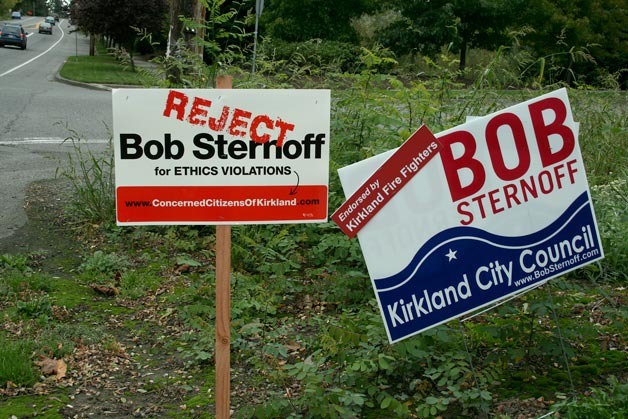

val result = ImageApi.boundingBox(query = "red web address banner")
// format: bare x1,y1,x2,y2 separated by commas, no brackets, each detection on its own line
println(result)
332,125,441,238
116,185,328,224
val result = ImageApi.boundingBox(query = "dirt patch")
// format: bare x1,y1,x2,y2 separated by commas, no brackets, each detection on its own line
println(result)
0,178,81,274
0,180,212,417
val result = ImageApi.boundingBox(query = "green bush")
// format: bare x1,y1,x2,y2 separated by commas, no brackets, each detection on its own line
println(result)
258,38,363,74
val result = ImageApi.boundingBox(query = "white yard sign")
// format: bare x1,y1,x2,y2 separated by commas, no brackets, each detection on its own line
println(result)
113,89,330,225
336,89,604,343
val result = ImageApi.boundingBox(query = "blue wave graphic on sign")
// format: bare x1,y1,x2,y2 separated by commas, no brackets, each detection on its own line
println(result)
374,191,603,342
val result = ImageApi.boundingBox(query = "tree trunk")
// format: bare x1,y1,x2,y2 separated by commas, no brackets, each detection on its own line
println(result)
193,0,206,61
459,39,467,71
89,34,95,56
166,0,185,84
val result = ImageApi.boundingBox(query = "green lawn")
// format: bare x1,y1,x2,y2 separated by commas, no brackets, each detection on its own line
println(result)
59,55,145,85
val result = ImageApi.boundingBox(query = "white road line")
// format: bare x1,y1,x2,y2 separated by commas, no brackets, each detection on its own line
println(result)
0,20,66,78
0,138,110,145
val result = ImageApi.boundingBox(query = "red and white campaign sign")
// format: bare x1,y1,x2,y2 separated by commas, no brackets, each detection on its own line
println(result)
331,126,441,238
113,89,330,225
336,89,604,343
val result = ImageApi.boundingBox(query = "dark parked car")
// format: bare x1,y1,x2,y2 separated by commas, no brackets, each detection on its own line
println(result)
39,21,52,34
0,24,27,49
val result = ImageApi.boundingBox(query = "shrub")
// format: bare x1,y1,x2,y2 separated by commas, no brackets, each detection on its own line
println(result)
258,38,363,74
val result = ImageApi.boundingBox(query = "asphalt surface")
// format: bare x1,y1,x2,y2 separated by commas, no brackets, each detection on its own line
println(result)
0,21,113,242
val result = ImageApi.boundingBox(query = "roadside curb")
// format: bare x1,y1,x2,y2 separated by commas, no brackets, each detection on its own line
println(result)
55,72,112,91
54,60,145,91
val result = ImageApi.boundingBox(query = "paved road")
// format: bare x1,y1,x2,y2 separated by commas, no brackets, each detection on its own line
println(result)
0,17,111,240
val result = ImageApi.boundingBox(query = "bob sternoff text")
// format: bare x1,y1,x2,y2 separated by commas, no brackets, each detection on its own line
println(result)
441,96,578,225
118,133,326,161
386,223,599,328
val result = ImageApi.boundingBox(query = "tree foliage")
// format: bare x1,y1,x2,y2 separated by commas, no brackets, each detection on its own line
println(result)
1,0,18,15
72,0,168,49
261,0,375,42
377,0,525,70
48,0,66,15
513,0,627,86
12,0,46,16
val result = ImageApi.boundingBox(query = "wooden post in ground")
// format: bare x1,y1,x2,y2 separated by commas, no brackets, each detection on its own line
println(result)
215,74,233,419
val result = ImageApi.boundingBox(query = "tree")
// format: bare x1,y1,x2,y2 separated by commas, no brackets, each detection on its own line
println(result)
48,0,65,15
261,0,374,42
378,0,525,70
1,0,18,16
104,0,168,54
72,0,167,62
12,0,46,15
514,0,627,86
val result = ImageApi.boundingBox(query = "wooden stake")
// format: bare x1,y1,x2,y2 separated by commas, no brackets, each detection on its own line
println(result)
215,224,231,418
215,74,233,419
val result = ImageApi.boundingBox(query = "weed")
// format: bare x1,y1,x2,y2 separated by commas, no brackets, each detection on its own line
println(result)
0,337,38,387
79,250,129,278
103,336,125,355
552,376,628,418
0,271,53,299
120,270,162,298
16,295,53,320
56,127,115,225
0,253,30,272
38,323,104,358
590,173,628,282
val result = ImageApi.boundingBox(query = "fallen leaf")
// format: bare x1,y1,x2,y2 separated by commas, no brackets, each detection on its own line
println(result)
174,264,191,274
35,356,67,380
36,356,57,375
56,359,67,379
90,284,120,297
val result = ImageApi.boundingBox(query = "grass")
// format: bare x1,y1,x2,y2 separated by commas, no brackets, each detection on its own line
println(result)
0,337,38,387
0,394,67,418
59,54,145,85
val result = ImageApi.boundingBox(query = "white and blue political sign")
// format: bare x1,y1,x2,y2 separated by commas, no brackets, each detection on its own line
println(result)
336,88,604,343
